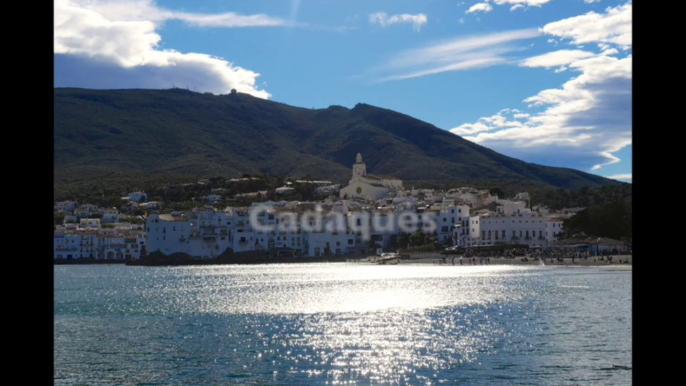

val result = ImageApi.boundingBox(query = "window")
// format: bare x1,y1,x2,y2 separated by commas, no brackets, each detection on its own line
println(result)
348,239,353,245
502,230,505,239
336,241,340,246
173,226,176,231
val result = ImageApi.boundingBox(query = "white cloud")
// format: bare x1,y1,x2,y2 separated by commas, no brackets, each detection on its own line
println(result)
541,3,631,49
510,4,525,11
585,0,603,3
54,0,275,97
489,0,553,8
382,57,510,81
72,0,290,27
607,174,632,181
372,29,539,82
466,3,493,14
450,3,631,173
451,53,631,172
520,49,596,68
167,12,288,28
369,12,428,31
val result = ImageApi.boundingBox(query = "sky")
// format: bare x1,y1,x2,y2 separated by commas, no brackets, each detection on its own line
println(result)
54,0,632,182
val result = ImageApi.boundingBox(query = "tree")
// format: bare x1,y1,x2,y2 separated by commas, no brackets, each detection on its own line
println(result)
489,187,505,199
398,233,410,249
54,213,65,226
388,234,399,250
410,231,426,247
230,89,237,95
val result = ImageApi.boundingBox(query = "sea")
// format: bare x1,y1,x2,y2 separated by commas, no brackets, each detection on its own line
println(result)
54,263,632,385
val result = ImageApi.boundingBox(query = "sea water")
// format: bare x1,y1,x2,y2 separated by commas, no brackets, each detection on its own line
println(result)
54,263,631,385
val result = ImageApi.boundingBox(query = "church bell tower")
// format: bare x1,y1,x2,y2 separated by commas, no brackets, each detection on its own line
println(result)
352,153,367,180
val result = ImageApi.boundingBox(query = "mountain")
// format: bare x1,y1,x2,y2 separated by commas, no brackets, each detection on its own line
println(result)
54,88,623,191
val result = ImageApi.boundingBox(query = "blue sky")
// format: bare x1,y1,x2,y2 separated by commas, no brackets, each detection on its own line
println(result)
55,0,632,182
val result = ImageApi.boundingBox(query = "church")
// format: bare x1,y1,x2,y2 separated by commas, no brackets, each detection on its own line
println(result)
339,153,403,200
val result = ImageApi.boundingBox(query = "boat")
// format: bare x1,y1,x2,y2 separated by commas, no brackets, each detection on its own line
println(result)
375,252,401,265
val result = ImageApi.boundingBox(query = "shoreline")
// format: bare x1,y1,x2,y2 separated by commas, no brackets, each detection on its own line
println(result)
391,254,632,267
54,254,632,267
54,259,126,265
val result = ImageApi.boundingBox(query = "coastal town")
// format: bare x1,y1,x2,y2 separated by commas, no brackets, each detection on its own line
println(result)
54,154,629,262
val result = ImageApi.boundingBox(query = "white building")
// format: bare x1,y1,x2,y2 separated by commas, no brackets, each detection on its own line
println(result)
146,210,233,259
55,201,77,213
127,192,148,202
99,208,119,223
546,218,564,242
275,186,296,195
339,153,403,201
203,194,222,202
315,185,340,196
473,213,547,247
79,218,101,229
75,204,98,218
54,232,78,259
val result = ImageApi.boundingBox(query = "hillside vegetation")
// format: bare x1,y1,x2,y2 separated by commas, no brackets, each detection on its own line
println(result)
55,88,625,194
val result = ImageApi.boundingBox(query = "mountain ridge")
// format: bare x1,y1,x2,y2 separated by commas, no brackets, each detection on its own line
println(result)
54,88,623,190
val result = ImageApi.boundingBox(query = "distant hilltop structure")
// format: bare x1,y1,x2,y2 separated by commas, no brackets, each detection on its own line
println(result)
339,153,403,200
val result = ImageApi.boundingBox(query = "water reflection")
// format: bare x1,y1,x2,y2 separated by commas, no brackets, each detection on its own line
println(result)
54,264,631,386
